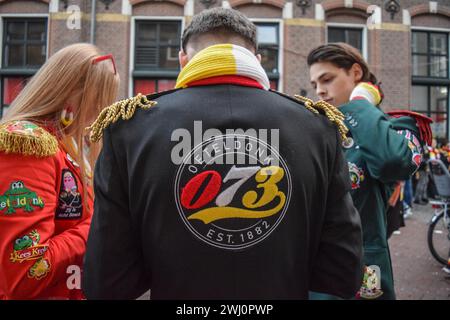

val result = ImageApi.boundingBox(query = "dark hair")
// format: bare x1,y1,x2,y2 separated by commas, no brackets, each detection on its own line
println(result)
181,8,257,52
307,42,383,99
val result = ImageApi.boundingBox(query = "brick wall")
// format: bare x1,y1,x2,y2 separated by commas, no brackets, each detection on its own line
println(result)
2,0,450,118
284,23,325,96
132,2,183,16
0,0,48,13
237,4,282,18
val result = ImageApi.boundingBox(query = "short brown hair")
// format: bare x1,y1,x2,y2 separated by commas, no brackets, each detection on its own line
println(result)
307,42,383,103
307,42,379,85
181,8,257,52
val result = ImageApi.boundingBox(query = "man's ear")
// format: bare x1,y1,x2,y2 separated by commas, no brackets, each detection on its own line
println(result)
351,63,363,83
179,50,189,69
256,53,262,63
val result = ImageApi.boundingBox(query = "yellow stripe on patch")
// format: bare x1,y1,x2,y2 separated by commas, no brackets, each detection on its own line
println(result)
175,44,237,89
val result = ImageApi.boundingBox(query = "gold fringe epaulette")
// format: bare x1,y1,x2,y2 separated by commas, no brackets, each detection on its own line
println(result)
0,120,58,157
86,93,157,143
294,95,348,141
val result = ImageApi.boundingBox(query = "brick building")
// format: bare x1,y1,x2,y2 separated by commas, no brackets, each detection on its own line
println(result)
1,0,450,139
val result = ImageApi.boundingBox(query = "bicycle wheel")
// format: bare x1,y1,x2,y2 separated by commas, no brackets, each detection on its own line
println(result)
427,211,450,265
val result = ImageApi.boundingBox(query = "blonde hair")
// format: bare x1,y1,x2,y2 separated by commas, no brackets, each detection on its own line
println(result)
1,43,120,206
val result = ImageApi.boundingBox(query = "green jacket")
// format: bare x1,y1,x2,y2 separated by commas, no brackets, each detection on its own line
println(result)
340,99,423,300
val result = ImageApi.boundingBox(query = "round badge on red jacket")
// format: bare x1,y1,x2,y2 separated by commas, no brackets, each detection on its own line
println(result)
174,134,292,250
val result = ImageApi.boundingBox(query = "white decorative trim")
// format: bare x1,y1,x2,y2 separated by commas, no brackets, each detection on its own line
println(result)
345,0,353,9
402,9,411,26
430,1,438,14
366,5,381,27
49,0,59,13
282,2,293,19
185,0,194,16
222,1,231,9
122,0,132,16
411,26,450,33
315,3,324,21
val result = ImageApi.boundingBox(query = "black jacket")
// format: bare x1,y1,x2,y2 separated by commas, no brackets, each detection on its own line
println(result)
83,84,363,299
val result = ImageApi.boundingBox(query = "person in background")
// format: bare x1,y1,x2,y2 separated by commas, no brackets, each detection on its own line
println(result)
308,42,432,300
0,43,119,299
403,178,414,219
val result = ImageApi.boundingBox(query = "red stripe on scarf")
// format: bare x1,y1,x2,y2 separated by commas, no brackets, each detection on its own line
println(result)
187,75,264,89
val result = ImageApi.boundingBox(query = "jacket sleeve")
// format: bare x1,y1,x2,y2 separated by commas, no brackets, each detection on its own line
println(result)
340,99,420,183
309,131,364,299
0,153,92,299
82,126,150,300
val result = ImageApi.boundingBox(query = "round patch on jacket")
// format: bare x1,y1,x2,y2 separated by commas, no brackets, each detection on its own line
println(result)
342,137,354,149
348,162,365,190
174,134,292,250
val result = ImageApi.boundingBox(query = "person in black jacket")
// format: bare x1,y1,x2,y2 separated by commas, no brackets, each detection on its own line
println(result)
82,7,363,300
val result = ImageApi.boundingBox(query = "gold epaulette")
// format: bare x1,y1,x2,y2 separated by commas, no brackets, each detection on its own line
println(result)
0,120,58,157
294,95,349,141
86,93,157,143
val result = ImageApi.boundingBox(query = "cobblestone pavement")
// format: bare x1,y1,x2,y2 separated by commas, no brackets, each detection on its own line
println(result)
389,203,450,300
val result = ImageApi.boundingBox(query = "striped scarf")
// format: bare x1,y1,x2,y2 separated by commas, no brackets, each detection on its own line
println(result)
175,44,270,90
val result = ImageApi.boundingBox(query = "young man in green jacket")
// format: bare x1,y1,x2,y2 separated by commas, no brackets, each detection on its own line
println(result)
308,43,432,300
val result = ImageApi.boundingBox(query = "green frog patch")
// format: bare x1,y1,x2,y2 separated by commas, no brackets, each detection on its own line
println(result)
0,181,44,215
10,230,50,280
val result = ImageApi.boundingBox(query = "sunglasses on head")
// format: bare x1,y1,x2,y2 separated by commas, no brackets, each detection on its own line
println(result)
92,54,117,75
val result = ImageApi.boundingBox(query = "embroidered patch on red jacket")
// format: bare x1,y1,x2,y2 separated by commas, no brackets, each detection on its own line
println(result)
0,181,44,215
10,230,51,280
56,169,83,219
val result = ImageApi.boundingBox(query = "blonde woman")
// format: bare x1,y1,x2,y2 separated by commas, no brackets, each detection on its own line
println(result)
0,43,119,299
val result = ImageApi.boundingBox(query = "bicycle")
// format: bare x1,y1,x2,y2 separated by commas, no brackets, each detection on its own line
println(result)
427,159,450,265
427,200,450,265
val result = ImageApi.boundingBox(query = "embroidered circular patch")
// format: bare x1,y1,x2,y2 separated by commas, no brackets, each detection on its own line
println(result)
348,162,365,190
342,137,354,149
174,134,292,250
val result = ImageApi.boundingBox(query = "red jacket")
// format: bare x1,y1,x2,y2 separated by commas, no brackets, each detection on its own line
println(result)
0,120,92,299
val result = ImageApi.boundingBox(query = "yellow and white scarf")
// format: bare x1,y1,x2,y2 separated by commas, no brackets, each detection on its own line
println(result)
175,44,270,90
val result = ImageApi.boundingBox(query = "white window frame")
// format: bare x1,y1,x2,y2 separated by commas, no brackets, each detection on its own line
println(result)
130,16,185,96
251,18,283,92
326,22,368,61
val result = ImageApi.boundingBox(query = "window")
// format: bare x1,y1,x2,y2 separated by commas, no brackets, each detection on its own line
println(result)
411,30,450,139
1,18,47,117
255,23,279,90
412,85,448,139
133,20,181,95
3,19,47,68
135,21,181,71
133,78,176,95
328,27,363,52
412,31,448,78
